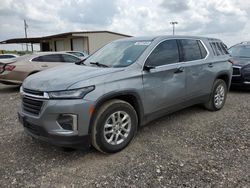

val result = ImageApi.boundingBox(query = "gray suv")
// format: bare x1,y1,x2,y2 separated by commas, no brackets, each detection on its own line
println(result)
18,36,232,153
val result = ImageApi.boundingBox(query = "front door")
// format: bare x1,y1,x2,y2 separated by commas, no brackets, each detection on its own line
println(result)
142,39,186,115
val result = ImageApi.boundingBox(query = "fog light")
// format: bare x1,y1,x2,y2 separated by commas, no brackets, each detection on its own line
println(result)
57,114,77,131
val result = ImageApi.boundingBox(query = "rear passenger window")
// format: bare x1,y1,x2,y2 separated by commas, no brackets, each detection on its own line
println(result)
33,54,62,62
198,41,208,58
146,39,179,66
180,39,202,61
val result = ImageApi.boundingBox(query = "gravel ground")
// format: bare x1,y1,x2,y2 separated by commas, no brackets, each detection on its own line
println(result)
0,83,249,187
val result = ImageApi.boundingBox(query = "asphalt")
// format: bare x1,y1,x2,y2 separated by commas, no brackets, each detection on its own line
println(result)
0,84,249,187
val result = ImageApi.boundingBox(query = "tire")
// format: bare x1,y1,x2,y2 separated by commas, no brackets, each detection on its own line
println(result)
204,79,227,111
91,99,138,154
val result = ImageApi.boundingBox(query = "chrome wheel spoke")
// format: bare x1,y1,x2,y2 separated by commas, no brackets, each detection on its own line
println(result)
104,129,114,135
214,84,225,108
103,111,132,146
114,133,119,144
104,123,113,128
107,133,115,143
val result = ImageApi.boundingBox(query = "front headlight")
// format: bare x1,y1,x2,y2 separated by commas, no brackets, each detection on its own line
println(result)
48,86,95,99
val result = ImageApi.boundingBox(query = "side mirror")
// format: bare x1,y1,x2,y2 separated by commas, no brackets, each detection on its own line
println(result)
144,58,155,71
144,65,155,71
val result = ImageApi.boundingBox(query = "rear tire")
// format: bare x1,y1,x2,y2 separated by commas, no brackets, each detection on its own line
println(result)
91,99,138,154
204,79,227,111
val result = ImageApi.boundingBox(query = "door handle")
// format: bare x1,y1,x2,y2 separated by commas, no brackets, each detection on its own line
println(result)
208,63,213,68
174,66,184,74
41,65,48,67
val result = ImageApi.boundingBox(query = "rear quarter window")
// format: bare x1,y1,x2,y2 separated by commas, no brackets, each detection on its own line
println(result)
210,42,228,56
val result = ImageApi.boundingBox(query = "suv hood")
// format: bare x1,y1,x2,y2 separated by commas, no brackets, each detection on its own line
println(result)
23,64,123,91
232,57,250,67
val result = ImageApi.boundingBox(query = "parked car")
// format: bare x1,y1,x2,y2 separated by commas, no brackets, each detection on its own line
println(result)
228,42,250,88
0,52,81,85
65,51,88,59
0,54,19,63
18,36,232,153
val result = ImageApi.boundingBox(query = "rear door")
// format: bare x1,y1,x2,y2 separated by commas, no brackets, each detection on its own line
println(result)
142,39,187,115
178,39,209,99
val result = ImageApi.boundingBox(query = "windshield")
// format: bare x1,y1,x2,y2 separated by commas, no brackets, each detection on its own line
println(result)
84,40,151,67
229,45,250,58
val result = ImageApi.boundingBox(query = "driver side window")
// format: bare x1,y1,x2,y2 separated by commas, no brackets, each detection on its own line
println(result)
146,39,180,67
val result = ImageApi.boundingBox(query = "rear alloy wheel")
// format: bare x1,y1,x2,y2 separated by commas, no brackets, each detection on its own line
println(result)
204,79,227,111
91,100,138,153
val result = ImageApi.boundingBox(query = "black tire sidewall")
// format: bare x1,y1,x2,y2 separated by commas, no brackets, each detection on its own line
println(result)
94,102,138,153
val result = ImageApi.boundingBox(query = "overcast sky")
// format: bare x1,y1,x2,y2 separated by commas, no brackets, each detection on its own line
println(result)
1,0,250,50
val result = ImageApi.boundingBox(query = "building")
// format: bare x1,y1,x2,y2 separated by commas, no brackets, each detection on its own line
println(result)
0,31,131,54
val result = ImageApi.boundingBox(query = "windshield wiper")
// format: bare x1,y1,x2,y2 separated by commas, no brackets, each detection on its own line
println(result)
90,62,109,68
75,59,86,65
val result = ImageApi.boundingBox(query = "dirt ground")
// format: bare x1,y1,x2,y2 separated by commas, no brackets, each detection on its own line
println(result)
0,84,249,187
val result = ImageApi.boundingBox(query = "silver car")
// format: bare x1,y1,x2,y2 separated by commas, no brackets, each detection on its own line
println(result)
18,36,232,153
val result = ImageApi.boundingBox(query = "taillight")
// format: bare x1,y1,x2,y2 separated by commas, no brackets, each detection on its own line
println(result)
4,65,16,71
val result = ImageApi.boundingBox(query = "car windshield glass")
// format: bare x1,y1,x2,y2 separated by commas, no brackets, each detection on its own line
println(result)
84,40,151,68
229,45,250,58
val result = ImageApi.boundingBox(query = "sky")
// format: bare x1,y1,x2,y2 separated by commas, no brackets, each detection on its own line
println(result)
0,0,250,50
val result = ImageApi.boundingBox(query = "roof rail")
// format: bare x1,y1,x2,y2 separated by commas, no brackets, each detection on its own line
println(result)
240,41,250,45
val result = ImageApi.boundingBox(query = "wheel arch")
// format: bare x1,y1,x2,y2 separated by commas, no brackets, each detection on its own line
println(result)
88,91,144,134
215,72,231,90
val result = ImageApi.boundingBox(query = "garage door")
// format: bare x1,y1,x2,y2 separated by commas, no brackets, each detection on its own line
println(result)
72,38,84,52
55,40,64,51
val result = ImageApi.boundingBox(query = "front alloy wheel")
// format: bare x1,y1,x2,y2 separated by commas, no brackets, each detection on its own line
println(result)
91,99,138,153
104,111,132,145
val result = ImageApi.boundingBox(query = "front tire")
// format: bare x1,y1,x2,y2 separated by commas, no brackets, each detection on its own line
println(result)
91,99,138,154
204,79,227,111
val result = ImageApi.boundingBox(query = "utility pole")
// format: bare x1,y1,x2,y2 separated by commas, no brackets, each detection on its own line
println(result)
24,19,28,51
170,21,178,35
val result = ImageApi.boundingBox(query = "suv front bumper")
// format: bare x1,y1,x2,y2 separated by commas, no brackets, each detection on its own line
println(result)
18,98,94,149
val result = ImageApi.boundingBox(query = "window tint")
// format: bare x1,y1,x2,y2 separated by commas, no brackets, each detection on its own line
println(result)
216,43,224,55
180,39,202,61
62,54,80,62
32,56,43,62
198,41,208,58
210,42,228,56
32,54,62,62
211,42,220,56
0,55,15,59
68,52,85,57
146,39,179,66
220,43,229,54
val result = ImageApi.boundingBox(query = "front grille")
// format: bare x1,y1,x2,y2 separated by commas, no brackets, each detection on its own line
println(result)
23,88,44,96
233,67,241,76
22,97,43,115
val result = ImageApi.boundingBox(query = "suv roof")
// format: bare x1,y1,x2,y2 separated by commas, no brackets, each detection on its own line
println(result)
117,35,220,42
